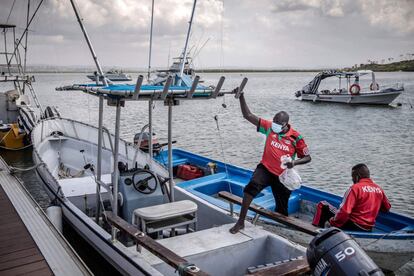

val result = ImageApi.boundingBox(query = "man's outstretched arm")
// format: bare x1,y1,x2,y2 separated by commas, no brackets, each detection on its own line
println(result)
239,93,259,126
292,155,311,167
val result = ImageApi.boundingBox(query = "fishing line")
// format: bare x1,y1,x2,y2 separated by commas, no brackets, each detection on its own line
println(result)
214,100,232,195
6,0,17,24
86,93,94,167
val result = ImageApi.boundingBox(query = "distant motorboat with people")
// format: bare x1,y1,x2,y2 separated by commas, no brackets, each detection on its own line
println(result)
87,69,132,82
295,70,404,105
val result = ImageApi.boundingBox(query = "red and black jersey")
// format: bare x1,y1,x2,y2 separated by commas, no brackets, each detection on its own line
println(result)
330,178,391,229
257,118,309,176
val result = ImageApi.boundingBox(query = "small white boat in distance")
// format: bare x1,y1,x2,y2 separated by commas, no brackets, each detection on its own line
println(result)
295,70,404,105
87,69,132,82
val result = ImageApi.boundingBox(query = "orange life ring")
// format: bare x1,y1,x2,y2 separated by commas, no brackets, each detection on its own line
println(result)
370,82,379,91
349,84,361,95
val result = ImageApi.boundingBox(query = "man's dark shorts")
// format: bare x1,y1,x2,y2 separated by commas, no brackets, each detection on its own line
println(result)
244,163,291,216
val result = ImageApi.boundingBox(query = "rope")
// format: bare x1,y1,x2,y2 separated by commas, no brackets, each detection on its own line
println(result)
363,229,411,247
0,143,33,151
9,162,45,173
0,129,13,145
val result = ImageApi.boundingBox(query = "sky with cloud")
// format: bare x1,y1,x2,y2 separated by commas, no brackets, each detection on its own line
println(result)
1,0,413,69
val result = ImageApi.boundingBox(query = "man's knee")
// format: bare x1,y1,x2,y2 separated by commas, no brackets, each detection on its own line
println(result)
243,181,261,198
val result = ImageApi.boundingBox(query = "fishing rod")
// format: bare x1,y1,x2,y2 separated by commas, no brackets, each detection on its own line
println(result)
147,0,155,81
178,0,197,85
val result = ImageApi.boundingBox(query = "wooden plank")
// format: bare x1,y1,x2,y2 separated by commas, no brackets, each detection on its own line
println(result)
0,235,34,250
247,259,310,276
0,247,38,264
0,185,52,275
0,252,45,271
104,211,209,276
218,191,319,236
0,260,51,276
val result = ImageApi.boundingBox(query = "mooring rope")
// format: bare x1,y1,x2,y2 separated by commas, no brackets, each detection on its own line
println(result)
9,162,45,173
0,143,33,151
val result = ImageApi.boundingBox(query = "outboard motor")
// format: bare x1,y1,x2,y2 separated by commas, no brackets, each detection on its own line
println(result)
307,228,384,276
133,132,160,153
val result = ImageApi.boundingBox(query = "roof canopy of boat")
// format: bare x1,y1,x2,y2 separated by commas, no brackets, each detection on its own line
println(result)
318,70,374,80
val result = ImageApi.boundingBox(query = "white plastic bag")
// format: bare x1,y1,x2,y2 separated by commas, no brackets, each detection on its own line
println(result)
279,156,302,190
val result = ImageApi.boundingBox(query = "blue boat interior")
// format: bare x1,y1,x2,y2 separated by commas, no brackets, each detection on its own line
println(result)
155,148,414,239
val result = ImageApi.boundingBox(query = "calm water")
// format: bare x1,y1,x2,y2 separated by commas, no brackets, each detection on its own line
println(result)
1,72,414,274
29,72,414,216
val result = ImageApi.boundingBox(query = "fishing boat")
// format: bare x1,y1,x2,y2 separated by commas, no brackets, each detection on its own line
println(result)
148,0,201,89
151,56,196,87
0,16,43,149
153,148,414,272
87,69,132,82
35,65,311,276
295,70,404,105
32,1,315,275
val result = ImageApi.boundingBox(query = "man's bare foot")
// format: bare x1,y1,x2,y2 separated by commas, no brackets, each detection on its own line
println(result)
229,223,244,234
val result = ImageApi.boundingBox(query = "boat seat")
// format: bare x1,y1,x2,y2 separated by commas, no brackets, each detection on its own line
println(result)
132,200,198,236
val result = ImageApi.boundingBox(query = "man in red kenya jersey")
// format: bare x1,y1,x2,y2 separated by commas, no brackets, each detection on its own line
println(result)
230,93,311,234
328,164,391,232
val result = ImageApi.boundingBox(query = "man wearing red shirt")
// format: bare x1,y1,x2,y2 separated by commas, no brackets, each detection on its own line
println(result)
329,164,391,231
230,93,311,234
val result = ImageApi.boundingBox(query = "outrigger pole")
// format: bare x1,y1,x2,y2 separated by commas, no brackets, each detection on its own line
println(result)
148,0,155,161
68,0,109,225
178,0,197,86
68,0,107,86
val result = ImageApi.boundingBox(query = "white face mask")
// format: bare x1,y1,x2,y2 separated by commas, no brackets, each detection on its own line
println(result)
272,122,283,134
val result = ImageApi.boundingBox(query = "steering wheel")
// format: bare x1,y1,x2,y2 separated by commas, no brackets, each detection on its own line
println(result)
132,169,158,194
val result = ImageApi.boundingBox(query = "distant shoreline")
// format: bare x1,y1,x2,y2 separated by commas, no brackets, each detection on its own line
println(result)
4,59,413,74
24,69,323,74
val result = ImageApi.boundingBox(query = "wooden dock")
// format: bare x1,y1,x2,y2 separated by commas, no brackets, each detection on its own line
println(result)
0,157,91,275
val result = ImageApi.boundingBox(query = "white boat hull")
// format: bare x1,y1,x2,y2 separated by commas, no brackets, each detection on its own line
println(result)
87,74,132,82
300,90,402,105
32,118,307,275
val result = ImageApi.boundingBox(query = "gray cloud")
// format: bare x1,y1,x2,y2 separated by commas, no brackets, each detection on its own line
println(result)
271,0,414,33
1,0,413,68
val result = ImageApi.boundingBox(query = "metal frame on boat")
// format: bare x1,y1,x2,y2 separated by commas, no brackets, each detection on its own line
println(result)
0,3,44,149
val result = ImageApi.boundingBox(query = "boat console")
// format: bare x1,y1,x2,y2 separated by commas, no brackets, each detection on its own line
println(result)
118,162,168,224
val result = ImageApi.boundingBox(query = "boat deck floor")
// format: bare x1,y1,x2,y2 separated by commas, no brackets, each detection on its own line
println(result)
131,222,298,265
0,157,91,276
